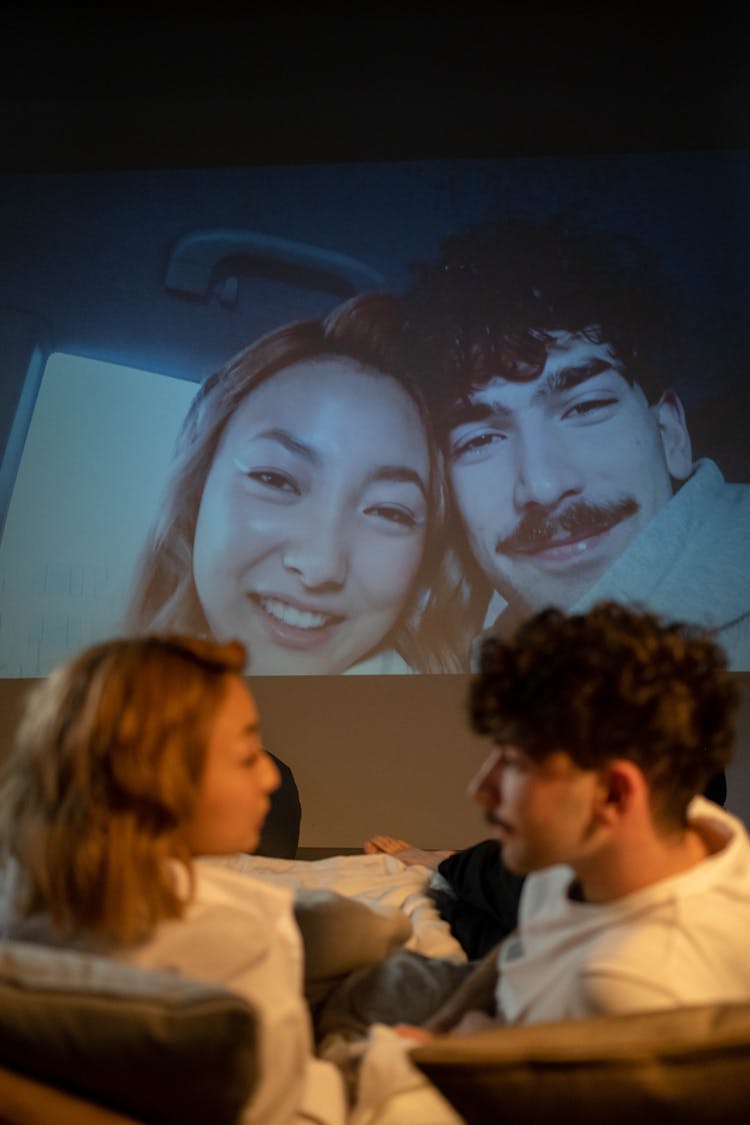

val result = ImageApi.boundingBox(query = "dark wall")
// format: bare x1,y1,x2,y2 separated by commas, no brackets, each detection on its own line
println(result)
3,10,749,173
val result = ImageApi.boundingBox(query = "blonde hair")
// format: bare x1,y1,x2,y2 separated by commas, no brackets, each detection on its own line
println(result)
0,634,245,944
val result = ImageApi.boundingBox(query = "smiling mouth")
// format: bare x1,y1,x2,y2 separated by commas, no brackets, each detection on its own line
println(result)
513,523,616,560
498,498,639,562
251,594,344,631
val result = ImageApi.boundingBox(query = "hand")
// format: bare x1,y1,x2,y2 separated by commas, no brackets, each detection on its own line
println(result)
363,835,454,869
451,1009,499,1035
392,1023,436,1044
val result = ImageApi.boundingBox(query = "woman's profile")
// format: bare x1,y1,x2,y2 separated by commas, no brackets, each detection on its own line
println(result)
124,293,447,674
0,633,347,1123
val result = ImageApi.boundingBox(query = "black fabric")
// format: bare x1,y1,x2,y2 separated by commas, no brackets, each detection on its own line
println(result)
253,752,301,858
433,769,728,961
433,841,524,960
704,768,727,807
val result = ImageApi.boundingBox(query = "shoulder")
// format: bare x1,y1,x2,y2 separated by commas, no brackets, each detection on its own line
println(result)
344,649,415,674
686,799,750,884
169,858,300,954
124,860,305,993
192,855,296,908
689,459,750,515
189,858,301,945
577,964,679,1017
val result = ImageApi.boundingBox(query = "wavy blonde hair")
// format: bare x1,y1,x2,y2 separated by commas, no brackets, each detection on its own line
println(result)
0,634,245,944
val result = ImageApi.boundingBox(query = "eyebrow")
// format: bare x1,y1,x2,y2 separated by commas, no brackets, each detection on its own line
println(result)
251,428,427,496
542,356,619,394
368,465,427,497
446,357,621,430
254,427,322,466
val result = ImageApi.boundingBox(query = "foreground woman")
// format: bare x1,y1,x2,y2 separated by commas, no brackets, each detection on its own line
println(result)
0,634,346,1124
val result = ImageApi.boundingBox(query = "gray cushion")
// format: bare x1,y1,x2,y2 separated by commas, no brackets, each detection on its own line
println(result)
294,888,413,982
412,1002,750,1124
315,949,475,1044
0,939,257,1125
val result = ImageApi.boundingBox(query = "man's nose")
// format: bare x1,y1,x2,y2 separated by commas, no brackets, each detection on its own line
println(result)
282,513,348,590
467,748,503,808
512,419,582,510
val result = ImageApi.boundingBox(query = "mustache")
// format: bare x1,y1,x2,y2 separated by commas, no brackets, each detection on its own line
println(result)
496,497,639,555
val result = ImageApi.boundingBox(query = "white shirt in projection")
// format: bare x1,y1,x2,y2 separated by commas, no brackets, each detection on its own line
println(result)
481,460,750,671
497,797,750,1024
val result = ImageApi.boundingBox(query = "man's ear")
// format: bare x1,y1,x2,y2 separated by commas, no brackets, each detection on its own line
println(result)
595,760,643,825
653,389,693,482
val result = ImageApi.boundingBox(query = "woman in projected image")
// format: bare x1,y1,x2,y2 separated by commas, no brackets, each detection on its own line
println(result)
125,294,446,675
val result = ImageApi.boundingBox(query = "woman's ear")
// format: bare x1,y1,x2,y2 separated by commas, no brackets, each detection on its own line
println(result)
653,389,693,482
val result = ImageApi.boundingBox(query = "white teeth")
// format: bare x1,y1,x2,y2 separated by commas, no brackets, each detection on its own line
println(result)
260,597,330,630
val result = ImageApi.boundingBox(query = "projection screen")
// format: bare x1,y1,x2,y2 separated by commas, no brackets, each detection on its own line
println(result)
1,150,749,681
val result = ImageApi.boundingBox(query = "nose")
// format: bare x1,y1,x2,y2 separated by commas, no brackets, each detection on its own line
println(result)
467,748,503,809
262,751,282,794
512,418,582,510
282,514,348,590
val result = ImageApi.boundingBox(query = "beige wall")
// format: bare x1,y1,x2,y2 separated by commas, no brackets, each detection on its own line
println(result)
2,672,750,850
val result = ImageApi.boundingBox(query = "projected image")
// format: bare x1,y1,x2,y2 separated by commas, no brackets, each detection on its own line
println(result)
0,153,748,675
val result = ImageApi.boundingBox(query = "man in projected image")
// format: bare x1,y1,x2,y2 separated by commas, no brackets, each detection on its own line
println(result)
404,215,750,670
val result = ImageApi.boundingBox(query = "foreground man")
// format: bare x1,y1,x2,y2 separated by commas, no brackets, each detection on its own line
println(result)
418,600,750,1034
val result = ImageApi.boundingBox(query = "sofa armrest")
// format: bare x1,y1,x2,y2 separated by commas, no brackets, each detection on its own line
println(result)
411,1002,750,1124
0,940,257,1125
0,1066,145,1125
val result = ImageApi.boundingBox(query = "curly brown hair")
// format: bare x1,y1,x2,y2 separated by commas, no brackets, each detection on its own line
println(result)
402,214,684,436
470,601,738,825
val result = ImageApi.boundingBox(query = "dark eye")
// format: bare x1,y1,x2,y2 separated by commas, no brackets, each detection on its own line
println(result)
248,469,299,494
364,504,418,529
562,396,618,420
497,748,525,771
451,430,506,461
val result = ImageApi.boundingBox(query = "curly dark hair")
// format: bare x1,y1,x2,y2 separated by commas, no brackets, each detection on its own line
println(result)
403,214,684,435
470,601,737,825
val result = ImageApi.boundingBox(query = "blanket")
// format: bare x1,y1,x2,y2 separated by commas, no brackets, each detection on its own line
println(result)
220,852,467,963
217,852,469,1123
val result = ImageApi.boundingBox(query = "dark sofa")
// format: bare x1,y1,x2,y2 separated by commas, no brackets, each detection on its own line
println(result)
3,935,750,1124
